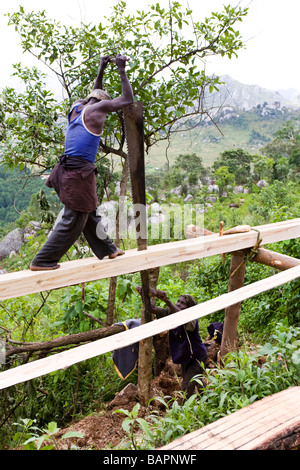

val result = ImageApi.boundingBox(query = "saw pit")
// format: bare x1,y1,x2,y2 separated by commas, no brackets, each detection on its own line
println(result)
53,339,300,451
53,358,182,450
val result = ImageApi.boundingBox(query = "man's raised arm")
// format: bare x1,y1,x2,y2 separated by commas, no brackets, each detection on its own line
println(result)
93,55,111,91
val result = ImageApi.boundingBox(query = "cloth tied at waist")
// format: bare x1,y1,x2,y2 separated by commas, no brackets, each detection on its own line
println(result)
45,155,98,212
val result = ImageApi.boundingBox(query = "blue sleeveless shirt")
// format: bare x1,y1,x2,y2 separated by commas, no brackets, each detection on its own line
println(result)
64,105,101,163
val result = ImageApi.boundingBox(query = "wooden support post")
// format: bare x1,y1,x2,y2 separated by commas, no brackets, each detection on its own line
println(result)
220,252,247,357
220,246,300,356
138,293,153,406
138,334,153,406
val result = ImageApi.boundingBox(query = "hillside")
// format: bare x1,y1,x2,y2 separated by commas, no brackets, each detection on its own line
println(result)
205,75,300,110
1,75,300,230
146,76,300,169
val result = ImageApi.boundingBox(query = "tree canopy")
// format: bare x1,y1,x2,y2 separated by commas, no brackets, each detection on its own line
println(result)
212,148,253,185
0,1,248,174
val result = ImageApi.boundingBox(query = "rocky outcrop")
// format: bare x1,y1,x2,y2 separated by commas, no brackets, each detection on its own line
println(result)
0,221,41,260
0,229,24,260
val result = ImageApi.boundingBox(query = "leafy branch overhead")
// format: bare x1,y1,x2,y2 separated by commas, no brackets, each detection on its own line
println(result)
1,1,248,171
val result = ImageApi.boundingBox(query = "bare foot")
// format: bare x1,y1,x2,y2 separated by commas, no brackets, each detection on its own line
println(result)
109,248,125,259
30,263,60,271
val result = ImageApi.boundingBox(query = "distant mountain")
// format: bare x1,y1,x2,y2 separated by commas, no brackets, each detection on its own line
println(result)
276,88,300,107
148,75,300,168
204,75,300,111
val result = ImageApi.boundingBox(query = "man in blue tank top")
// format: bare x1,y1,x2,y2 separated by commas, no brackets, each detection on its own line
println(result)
30,54,134,270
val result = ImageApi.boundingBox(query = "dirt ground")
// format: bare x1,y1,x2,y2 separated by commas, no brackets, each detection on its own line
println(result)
55,341,220,450
55,360,182,450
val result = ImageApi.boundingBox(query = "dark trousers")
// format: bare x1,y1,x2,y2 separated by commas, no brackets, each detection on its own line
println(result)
32,206,117,267
181,356,206,398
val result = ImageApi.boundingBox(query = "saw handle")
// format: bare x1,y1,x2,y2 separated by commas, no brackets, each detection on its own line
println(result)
109,55,130,64
136,286,168,300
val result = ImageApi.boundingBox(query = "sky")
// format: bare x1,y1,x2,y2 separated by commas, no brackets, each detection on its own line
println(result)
0,0,299,94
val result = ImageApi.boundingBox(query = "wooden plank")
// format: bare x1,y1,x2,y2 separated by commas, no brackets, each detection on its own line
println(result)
160,387,300,450
161,390,290,449
163,392,293,450
0,218,300,300
205,396,299,450
0,265,299,390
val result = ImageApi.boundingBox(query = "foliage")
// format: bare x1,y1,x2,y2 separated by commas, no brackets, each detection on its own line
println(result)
252,153,274,182
249,180,297,223
0,164,57,228
213,165,235,197
262,120,300,181
59,283,109,334
212,148,253,185
1,1,248,173
12,418,84,450
0,65,64,172
114,403,151,450
164,153,207,188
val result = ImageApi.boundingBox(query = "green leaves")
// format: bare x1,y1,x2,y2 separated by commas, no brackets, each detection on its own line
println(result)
2,1,249,172
14,419,84,450
0,64,64,172
258,343,279,356
115,403,154,450
213,148,253,186
292,346,300,371
60,283,108,333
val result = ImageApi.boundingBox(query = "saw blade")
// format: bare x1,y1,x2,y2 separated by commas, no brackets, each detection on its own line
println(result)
123,102,152,322
123,102,147,247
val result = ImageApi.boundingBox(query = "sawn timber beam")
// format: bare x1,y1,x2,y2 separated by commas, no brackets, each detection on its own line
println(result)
0,218,300,301
0,264,299,390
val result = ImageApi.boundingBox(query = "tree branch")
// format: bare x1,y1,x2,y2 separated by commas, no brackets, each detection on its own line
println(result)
5,324,126,359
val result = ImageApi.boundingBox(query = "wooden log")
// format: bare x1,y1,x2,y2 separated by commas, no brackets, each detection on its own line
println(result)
185,224,215,238
0,265,299,390
250,247,300,271
223,224,251,235
0,219,300,300
219,221,226,263
4,324,126,358
220,253,247,356
138,268,158,405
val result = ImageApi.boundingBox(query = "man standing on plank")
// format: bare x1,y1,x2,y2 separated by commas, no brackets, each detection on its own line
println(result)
30,54,133,271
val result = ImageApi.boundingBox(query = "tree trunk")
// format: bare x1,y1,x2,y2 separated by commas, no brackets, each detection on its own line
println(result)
220,252,246,357
137,336,153,406
220,247,300,356
106,277,117,326
105,160,128,326
138,267,160,406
